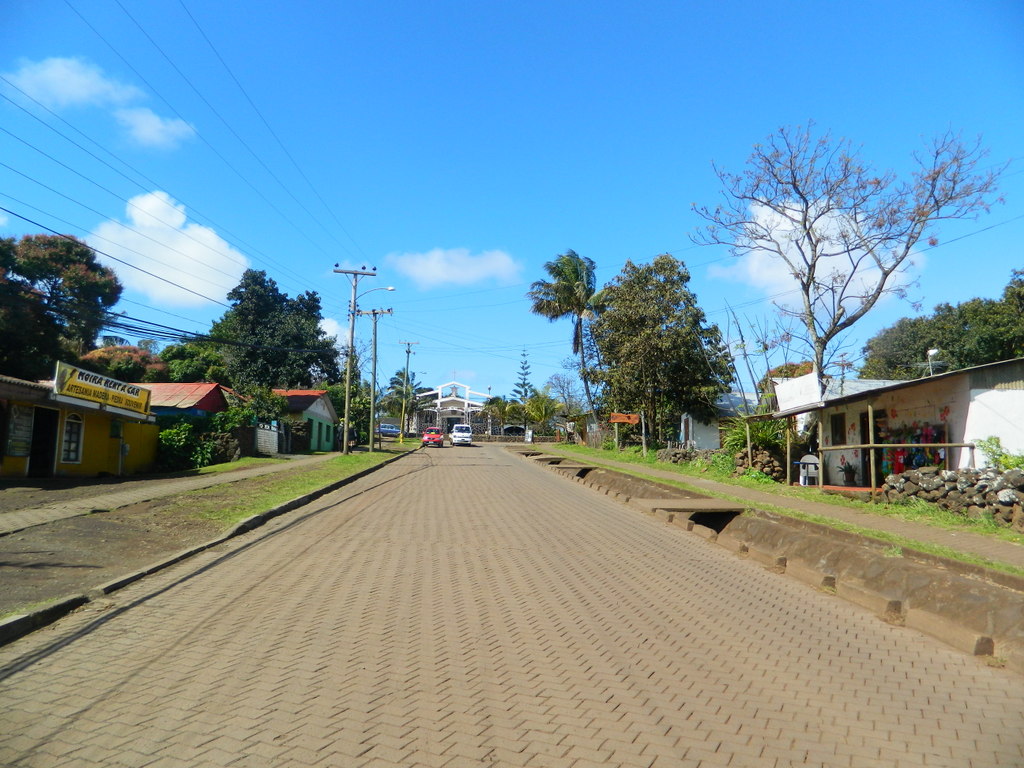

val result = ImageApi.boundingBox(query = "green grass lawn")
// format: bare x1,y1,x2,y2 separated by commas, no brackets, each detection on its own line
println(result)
182,451,402,527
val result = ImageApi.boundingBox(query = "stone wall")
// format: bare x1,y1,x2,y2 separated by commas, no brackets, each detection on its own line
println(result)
655,446,787,482
880,466,1024,532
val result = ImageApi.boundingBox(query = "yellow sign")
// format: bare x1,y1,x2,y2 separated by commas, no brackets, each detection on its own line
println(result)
54,362,151,416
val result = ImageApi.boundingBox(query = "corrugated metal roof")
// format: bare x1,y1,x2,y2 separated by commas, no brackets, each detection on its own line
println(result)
143,382,228,409
0,374,51,391
768,357,1024,417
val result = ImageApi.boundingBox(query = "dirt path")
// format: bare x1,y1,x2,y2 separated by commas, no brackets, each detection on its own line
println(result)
0,466,314,616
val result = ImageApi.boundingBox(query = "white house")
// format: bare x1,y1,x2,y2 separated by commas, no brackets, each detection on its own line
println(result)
770,359,1024,486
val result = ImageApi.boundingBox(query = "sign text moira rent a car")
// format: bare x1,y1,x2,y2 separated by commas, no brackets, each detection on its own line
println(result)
54,362,152,416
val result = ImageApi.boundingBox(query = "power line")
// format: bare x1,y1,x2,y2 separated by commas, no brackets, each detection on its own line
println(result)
0,150,242,289
0,204,230,308
0,76,312,295
110,0,359,261
176,0,370,262
62,0,339,267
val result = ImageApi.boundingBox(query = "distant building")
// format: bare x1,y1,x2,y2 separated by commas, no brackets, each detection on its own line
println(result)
273,389,338,453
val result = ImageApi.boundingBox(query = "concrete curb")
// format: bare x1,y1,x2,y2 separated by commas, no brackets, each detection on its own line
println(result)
0,450,413,648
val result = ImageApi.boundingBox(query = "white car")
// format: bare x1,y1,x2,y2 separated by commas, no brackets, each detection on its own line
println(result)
449,424,473,446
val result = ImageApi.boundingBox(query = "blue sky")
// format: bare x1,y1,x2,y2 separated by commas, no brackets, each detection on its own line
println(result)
2,1,1022,399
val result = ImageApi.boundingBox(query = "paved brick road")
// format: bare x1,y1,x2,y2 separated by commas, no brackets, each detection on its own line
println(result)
1,445,1021,767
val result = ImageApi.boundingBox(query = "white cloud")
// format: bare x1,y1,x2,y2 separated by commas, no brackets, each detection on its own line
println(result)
5,56,143,108
114,107,195,149
0,211,8,227
386,247,521,288
320,317,344,344
91,191,249,307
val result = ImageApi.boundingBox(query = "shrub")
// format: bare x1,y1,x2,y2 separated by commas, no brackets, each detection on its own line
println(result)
975,436,1024,471
156,418,215,471
720,416,786,455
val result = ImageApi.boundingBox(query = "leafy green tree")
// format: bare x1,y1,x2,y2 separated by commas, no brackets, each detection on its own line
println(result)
590,254,733,441
527,250,603,417
381,368,428,433
161,341,231,384
210,269,340,391
0,234,122,379
510,350,535,430
482,395,516,434
693,124,1002,397
79,344,168,383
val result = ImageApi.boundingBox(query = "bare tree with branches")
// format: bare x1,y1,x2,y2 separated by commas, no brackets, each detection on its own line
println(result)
693,124,1003,397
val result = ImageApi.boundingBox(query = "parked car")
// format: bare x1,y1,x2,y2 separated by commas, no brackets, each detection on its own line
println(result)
421,427,444,447
375,423,401,437
450,424,473,446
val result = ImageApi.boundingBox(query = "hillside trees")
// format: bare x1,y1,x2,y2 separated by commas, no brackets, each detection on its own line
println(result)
693,124,1003,397
160,341,230,384
80,343,167,382
0,234,122,379
860,270,1024,378
590,254,732,440
210,269,339,391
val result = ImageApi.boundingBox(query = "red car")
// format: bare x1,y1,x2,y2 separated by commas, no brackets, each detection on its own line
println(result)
421,427,444,447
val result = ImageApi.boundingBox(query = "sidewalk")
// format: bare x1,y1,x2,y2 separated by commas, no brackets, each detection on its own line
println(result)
543,447,1024,572
0,453,339,536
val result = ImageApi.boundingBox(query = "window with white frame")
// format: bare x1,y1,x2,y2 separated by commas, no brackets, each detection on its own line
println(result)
62,413,83,463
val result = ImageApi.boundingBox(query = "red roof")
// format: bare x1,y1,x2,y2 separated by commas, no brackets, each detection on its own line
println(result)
142,382,232,412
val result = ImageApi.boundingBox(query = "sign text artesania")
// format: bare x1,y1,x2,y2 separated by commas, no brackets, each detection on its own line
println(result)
54,362,152,416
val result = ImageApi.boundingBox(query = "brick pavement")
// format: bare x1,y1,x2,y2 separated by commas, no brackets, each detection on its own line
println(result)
0,444,1021,767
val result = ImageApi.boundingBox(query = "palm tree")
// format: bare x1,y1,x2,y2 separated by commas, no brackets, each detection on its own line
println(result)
482,395,512,435
525,388,561,434
527,250,602,418
382,368,425,433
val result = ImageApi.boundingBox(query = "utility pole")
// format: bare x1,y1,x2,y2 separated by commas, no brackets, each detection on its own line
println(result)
334,265,377,454
356,308,392,452
398,341,419,442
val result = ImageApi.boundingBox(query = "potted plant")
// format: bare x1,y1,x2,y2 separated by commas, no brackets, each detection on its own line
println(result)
840,462,858,485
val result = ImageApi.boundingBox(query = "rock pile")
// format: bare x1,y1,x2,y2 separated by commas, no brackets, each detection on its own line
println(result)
733,449,787,482
880,466,1024,531
655,447,717,464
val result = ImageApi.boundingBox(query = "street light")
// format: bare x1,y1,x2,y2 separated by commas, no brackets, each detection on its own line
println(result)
927,348,940,376
334,265,392,454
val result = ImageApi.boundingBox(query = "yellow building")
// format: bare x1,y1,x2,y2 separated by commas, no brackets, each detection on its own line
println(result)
0,363,157,478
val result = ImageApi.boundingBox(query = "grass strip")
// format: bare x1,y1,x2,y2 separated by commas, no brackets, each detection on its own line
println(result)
176,451,399,527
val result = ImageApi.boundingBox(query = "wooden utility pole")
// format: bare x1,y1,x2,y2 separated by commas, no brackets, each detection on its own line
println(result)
357,308,392,452
398,341,419,441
